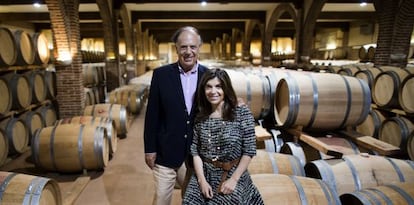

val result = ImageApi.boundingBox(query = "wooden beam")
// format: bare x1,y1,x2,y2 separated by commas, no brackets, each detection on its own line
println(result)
337,130,401,156
288,129,343,159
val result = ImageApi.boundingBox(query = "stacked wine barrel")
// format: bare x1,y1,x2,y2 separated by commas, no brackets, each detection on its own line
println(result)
82,63,106,106
323,64,414,160
0,27,58,167
107,84,149,115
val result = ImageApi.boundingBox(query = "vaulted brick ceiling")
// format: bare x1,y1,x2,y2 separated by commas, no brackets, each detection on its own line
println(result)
0,0,375,43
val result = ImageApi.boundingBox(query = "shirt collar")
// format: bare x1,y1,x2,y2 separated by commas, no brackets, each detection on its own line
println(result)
178,62,199,74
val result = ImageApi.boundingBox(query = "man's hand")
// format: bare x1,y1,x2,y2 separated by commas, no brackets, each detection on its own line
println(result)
145,153,157,169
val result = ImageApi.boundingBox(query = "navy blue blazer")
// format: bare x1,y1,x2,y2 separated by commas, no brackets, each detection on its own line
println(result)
144,62,208,168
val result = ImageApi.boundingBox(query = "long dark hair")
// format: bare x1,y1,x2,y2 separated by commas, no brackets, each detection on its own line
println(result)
195,68,238,122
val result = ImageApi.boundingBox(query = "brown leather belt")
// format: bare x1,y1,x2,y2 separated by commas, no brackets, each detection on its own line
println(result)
201,156,241,193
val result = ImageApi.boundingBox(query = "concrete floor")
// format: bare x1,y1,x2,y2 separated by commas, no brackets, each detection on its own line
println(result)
73,109,182,205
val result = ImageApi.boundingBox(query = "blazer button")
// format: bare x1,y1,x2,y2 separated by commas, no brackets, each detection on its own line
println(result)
184,134,187,138
186,121,190,124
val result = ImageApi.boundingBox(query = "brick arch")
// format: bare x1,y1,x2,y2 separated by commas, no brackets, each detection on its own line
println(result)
222,33,230,59
263,3,298,61
119,4,135,61
243,20,264,60
97,0,121,91
231,28,244,59
96,0,115,60
299,0,328,62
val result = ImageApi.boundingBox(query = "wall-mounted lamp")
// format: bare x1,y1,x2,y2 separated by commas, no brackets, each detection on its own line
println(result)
56,51,72,65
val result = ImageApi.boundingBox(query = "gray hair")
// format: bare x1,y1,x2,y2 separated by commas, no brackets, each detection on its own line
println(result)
171,26,203,45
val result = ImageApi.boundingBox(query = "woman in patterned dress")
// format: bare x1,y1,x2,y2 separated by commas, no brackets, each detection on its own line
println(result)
182,68,264,205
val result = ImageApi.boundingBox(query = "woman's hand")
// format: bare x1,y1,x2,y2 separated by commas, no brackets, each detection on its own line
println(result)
198,179,213,199
219,177,237,194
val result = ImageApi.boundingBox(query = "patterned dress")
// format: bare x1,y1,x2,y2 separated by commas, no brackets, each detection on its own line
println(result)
182,106,264,205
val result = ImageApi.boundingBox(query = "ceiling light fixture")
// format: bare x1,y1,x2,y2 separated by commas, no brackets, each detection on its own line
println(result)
33,2,41,8
201,1,207,6
360,1,367,7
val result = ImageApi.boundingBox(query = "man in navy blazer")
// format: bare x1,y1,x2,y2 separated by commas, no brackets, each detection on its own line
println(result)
144,26,208,205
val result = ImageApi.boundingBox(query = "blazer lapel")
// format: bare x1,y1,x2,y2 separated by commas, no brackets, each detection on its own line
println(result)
169,63,187,114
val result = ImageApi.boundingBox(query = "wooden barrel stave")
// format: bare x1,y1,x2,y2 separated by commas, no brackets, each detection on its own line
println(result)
0,117,28,155
32,32,50,65
13,30,35,66
0,76,12,114
251,174,341,205
84,103,128,137
249,149,305,176
274,72,371,131
305,154,414,195
399,74,414,114
56,116,117,155
0,171,62,205
0,130,8,167
340,182,414,205
0,27,17,67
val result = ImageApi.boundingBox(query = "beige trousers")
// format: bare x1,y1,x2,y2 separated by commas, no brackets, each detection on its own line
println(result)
152,163,189,205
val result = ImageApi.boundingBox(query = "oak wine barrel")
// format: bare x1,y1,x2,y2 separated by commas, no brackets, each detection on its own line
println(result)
378,116,414,152
248,149,305,176
372,67,412,108
31,123,109,173
274,72,371,130
25,70,47,103
0,171,62,205
0,27,17,67
340,182,414,205
36,103,58,127
32,32,50,65
305,154,414,195
19,110,44,142
13,30,35,66
355,108,387,138
4,72,32,110
399,74,414,114
0,130,8,167
56,116,117,155
225,69,267,119
84,103,128,137
0,76,12,114
0,117,28,155
251,174,341,205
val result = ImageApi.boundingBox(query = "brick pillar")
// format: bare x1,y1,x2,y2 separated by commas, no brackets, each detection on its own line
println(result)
46,0,84,119
230,28,238,60
374,0,414,67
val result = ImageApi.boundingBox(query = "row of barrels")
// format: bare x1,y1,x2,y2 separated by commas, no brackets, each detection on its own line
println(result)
224,67,371,131
0,103,57,167
0,105,125,204
358,46,376,62
82,63,106,87
249,149,414,204
0,70,56,115
107,84,149,115
329,64,414,114
84,86,106,106
357,110,414,159
0,27,50,67
81,50,105,63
